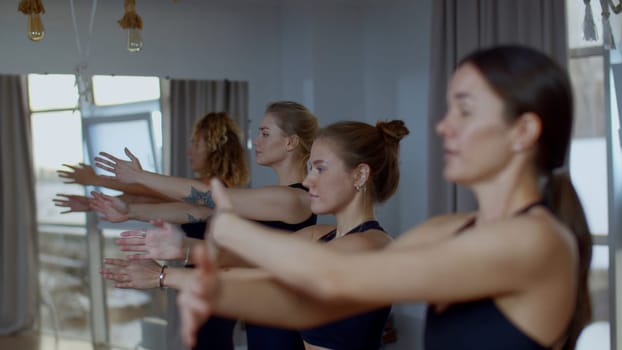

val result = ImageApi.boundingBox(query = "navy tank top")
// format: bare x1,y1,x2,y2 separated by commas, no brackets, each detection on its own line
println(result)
180,221,208,240
246,183,317,350
425,200,552,350
179,197,230,350
300,220,392,350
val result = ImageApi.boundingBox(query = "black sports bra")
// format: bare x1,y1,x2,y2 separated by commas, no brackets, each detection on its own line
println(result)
300,220,391,350
425,199,552,350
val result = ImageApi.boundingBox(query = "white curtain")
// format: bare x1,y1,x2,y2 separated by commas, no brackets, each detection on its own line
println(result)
0,75,38,334
427,0,568,215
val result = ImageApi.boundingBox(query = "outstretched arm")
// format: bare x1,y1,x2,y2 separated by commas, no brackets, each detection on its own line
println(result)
90,191,212,224
176,246,386,348
58,162,172,201
210,178,565,306
53,194,92,213
95,149,312,224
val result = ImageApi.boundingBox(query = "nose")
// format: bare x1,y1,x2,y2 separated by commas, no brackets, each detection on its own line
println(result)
302,171,314,190
435,113,451,137
252,134,259,148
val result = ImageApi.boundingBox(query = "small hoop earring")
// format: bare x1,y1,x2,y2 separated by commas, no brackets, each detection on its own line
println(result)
355,184,360,192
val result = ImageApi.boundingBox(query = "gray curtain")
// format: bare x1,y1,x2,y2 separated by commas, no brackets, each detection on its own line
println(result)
166,79,248,350
427,0,568,215
0,75,38,334
169,79,249,178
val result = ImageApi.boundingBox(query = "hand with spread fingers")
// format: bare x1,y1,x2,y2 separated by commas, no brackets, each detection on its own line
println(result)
116,220,186,261
57,163,99,185
53,194,92,213
101,258,163,289
177,244,220,348
89,191,130,222
95,147,144,184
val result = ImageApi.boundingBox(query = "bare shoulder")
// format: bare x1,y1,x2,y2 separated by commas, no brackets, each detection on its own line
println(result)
472,207,577,278
297,224,336,241
390,213,475,249
325,229,392,253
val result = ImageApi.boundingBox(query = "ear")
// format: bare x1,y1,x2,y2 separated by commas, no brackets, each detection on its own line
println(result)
510,112,542,152
286,134,300,152
352,163,371,187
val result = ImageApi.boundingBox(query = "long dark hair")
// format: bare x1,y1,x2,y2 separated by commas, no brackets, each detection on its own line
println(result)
459,45,592,349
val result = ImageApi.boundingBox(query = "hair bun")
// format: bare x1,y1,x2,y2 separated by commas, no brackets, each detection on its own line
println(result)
376,120,409,145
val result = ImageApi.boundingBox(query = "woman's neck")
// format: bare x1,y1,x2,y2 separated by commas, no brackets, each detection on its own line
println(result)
271,157,306,186
471,165,541,223
334,196,376,237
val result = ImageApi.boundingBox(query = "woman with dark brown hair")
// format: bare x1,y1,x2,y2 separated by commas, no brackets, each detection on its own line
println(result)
179,45,592,350
172,118,409,350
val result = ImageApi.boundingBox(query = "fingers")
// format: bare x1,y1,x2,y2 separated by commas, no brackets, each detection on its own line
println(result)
193,244,215,273
98,151,122,163
127,253,153,260
52,199,69,207
56,171,72,178
178,289,211,347
103,258,130,267
124,147,139,163
149,219,166,228
119,246,149,253
94,156,116,173
210,178,233,210
116,237,146,246
60,163,77,170
120,230,146,237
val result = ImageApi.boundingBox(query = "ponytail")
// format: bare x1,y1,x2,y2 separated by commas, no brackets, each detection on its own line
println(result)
543,171,592,350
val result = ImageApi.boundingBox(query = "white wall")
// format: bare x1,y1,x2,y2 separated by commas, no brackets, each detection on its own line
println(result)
0,1,433,349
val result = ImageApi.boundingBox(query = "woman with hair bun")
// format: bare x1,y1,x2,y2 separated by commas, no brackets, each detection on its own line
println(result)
175,119,409,350
180,45,592,350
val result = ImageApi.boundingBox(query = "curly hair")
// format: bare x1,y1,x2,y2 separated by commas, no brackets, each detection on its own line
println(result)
192,112,249,187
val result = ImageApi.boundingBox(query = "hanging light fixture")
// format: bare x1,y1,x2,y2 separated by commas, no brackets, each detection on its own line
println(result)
118,0,143,52
17,0,46,41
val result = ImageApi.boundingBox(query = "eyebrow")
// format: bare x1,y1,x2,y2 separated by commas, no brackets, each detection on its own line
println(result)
453,91,472,101
311,160,327,166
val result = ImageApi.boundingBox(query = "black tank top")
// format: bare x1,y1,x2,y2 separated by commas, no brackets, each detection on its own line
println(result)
425,200,552,350
255,183,317,230
300,220,392,350
246,183,316,350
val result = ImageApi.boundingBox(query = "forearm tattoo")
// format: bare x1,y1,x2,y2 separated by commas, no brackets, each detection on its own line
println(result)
187,214,208,223
182,187,216,208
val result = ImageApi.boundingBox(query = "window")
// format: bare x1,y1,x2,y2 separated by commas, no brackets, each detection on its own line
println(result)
566,1,617,348
29,73,164,349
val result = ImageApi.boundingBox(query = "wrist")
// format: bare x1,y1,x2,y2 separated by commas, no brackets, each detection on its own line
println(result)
182,246,191,265
126,205,135,220
159,265,168,289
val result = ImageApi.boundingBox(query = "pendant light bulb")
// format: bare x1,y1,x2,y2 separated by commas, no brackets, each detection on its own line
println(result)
127,27,143,52
28,13,45,41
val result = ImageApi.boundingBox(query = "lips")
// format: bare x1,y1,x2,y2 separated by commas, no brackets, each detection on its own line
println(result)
444,148,458,156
